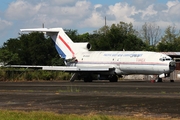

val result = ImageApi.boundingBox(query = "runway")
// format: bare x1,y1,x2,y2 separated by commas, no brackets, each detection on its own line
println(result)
0,81,180,118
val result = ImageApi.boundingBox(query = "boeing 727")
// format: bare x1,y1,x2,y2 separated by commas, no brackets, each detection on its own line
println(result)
11,28,176,82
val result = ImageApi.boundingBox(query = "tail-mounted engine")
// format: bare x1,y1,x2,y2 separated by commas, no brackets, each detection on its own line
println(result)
74,42,91,51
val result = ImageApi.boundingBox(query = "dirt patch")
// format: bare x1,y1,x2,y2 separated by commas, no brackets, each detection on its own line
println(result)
0,81,180,118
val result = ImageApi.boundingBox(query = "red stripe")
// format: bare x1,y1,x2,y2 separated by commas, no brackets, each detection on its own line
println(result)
59,35,75,57
77,61,167,65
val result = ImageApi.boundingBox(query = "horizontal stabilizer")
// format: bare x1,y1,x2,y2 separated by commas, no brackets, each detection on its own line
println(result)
20,28,63,33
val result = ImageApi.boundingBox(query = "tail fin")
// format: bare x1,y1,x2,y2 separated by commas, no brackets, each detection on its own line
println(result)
20,28,91,60
20,28,76,59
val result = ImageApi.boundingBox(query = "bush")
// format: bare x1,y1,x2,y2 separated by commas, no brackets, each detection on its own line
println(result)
0,68,71,81
0,68,5,81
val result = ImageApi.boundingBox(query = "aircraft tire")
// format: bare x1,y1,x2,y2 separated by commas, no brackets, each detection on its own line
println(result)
170,80,174,82
156,78,162,82
109,75,118,82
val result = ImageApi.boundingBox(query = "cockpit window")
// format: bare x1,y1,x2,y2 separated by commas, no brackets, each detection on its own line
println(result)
159,57,172,61
165,58,171,61
159,58,164,61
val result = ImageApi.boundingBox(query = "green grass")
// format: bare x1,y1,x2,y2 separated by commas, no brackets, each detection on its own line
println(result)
160,91,166,94
0,110,178,120
56,86,80,93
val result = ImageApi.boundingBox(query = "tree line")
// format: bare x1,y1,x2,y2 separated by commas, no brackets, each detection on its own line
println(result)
0,21,180,66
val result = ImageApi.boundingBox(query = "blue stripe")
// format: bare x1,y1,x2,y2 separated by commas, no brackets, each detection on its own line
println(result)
55,44,66,58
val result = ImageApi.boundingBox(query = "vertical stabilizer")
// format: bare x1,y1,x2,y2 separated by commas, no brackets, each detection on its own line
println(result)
20,28,76,60
49,28,75,59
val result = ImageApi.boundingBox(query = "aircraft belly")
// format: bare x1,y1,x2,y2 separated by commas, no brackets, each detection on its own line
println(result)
152,65,169,74
120,64,144,74
120,64,169,75
75,63,115,74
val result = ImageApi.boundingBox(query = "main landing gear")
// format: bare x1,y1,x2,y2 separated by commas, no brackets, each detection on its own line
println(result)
83,74,118,82
170,80,174,82
109,75,118,82
155,77,162,82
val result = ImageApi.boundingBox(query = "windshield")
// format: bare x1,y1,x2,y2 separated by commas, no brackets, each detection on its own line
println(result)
159,57,172,61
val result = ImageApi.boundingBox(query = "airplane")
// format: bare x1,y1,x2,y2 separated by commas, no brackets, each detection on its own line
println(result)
8,27,176,82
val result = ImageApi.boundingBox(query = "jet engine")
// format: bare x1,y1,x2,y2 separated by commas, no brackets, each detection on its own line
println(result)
74,42,91,51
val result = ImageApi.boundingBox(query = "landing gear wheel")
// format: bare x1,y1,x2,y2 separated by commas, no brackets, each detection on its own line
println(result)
109,75,118,82
170,80,174,82
156,78,162,82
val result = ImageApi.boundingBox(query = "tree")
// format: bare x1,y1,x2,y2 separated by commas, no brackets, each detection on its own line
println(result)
92,21,146,51
140,22,161,46
161,26,178,43
157,26,180,52
18,32,57,65
0,48,19,65
0,38,21,65
65,29,79,42
1,32,61,65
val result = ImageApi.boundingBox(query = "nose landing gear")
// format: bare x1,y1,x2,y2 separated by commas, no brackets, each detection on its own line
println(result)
156,73,174,82
155,77,162,82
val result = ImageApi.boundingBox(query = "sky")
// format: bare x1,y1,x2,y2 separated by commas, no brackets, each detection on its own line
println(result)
0,0,180,46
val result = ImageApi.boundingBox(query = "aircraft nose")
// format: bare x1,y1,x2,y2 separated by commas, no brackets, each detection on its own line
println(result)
169,61,176,72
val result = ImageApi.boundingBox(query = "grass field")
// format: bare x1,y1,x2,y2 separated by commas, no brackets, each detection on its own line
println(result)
0,110,178,120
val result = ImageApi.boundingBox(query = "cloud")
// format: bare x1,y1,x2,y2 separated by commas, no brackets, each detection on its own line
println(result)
80,4,105,28
5,0,92,28
166,0,179,8
0,18,12,31
107,2,136,23
126,0,156,9
49,0,77,6
0,18,12,44
79,0,180,30
5,0,180,30
5,0,43,20
169,3,180,14
81,2,136,28
1,0,180,45
124,0,180,30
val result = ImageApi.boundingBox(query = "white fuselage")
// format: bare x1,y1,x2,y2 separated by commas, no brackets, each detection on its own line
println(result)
20,28,176,78
72,51,174,75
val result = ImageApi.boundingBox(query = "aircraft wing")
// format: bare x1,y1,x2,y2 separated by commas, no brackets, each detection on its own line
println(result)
42,66,111,71
4,65,114,72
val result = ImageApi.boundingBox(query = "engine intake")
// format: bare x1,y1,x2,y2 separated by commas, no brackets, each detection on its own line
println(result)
74,42,91,51
86,43,91,50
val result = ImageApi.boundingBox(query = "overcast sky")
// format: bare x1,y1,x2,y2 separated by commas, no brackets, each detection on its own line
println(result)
0,0,180,46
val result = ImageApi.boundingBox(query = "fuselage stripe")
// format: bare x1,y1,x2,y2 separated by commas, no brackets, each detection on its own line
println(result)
59,35,75,57
77,61,168,66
